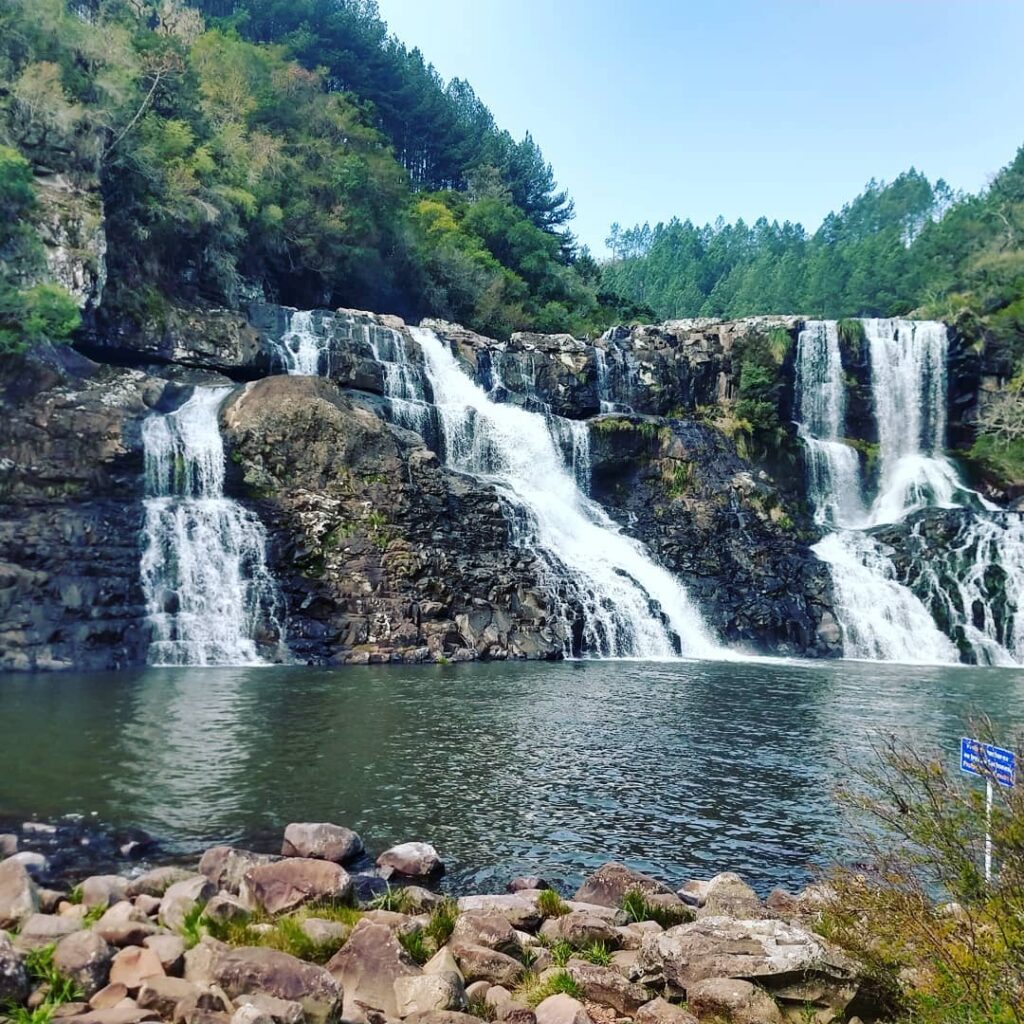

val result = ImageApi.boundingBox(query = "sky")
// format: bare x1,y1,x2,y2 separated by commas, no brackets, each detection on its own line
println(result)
377,0,1024,255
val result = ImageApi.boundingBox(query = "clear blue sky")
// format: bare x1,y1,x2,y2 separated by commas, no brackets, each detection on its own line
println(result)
377,0,1024,254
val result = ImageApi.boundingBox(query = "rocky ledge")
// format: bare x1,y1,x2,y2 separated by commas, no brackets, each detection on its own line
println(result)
0,821,875,1024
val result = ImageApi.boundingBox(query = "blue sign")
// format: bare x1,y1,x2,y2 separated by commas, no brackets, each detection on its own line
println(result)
961,737,1016,788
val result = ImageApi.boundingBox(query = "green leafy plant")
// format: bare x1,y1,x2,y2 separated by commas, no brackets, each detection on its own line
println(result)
397,927,430,965
536,889,570,918
369,884,414,914
517,969,582,1008
578,940,612,966
424,899,458,948
548,940,574,967
179,903,208,949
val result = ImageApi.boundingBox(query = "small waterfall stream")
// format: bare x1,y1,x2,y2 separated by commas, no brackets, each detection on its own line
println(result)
411,326,720,659
140,388,283,666
796,318,1023,665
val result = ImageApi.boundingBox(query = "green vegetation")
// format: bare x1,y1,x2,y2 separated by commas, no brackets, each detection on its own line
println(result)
179,902,209,949
396,927,430,965
547,940,575,967
369,884,415,914
620,888,690,929
205,903,359,964
0,0,626,344
578,940,612,966
1,944,83,1024
730,330,794,461
423,898,458,948
820,729,1024,1024
536,888,570,918
516,969,582,1007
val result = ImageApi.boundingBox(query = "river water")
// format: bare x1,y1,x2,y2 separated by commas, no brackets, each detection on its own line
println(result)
2,659,1021,893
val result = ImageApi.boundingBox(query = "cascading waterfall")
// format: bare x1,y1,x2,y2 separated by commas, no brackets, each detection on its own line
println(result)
140,387,284,666
411,326,720,660
275,310,323,376
796,318,1022,665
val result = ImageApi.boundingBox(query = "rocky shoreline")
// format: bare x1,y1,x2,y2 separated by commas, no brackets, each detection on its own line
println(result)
0,819,874,1024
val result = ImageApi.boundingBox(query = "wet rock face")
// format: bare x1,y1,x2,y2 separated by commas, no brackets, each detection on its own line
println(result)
589,417,839,658
0,347,169,671
221,375,566,664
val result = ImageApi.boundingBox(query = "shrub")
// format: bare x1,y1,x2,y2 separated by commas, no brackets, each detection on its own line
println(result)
536,889,570,918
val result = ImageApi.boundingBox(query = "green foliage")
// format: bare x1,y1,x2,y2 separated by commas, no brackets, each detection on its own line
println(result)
836,317,866,354
536,889,570,918
423,899,458,948
396,927,430,965
517,970,582,1007
205,906,354,965
179,902,208,949
820,728,1024,1024
578,941,612,966
731,331,792,460
20,944,82,1008
369,884,415,914
547,940,575,967
620,888,691,929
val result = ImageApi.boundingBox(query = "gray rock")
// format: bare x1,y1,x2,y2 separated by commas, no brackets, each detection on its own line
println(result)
400,887,445,914
455,896,539,931
89,983,129,1010
0,837,17,857
281,824,364,865
686,977,781,1024
451,912,520,955
449,945,523,988
0,857,40,929
54,930,114,997
241,860,351,916
507,877,549,893
325,919,418,1019
696,873,764,920
422,948,462,979
8,852,49,880
93,903,159,948
376,843,443,878
565,959,648,1013
533,994,592,1024
199,849,280,896
15,912,84,950
211,946,342,1024
634,997,697,1024
126,868,195,900
203,894,250,925
573,863,674,909
160,876,216,932
81,877,130,911
394,972,466,1016
538,912,618,949
0,930,29,1004
58,1008,160,1024
232,992,305,1024
230,1007,273,1024
297,918,349,948
402,1014,485,1024
136,976,200,1017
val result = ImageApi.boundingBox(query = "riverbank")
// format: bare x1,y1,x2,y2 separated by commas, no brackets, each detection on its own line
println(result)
0,818,872,1024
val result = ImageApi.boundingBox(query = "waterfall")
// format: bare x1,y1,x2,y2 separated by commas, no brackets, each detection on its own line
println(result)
275,309,323,375
140,387,284,667
796,318,1022,665
411,326,720,660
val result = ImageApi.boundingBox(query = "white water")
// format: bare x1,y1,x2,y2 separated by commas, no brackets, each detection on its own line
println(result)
797,318,1022,665
411,326,720,659
275,310,323,375
140,388,283,666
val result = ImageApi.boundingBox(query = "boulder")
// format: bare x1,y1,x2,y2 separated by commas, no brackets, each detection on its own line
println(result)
507,878,549,894
126,868,195,900
451,912,520,954
573,864,674,909
400,887,445,914
0,857,39,929
636,917,859,1017
464,981,490,1004
159,876,216,931
449,945,523,987
241,860,351,916
686,978,782,1024
81,877,130,911
0,836,17,857
403,1014,485,1024
143,935,186,976
14,912,83,949
281,825,364,865
231,1008,272,1024
89,983,129,1010
456,896,539,931
9,852,49,880
394,972,466,1016
199,849,280,896
634,998,697,1024
204,894,250,925
231,993,304,1024
376,843,443,878
136,976,201,1018
54,931,114,997
109,946,165,993
422,947,462,979
565,959,648,1014
93,903,159,948
696,873,764,920
325,919,418,1019
615,921,662,950
538,913,618,949
533,994,591,1024
0,930,29,1004
209,946,342,1024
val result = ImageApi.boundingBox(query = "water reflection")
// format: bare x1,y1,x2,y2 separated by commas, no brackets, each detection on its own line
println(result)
1,659,1021,893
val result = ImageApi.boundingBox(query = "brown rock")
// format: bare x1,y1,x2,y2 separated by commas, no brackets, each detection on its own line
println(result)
393,972,467,1016
455,896,540,931
634,997,697,1024
204,894,250,924
14,912,83,950
59,1008,160,1024
696,873,764,920
199,849,280,896
375,843,443,878
573,865,673,910
539,913,617,949
159,876,216,932
565,960,647,1013
231,993,304,1024
81,877,130,911
686,978,782,1024
450,945,523,988
402,1014,484,1024
109,946,165,993
326,919,418,1019
89,984,129,1010
126,868,195,900
241,859,351,916
54,930,114,997
0,857,39,929
533,994,592,1024
143,935,186,976
281,824,364,865
451,912,520,954
136,976,200,1017
94,903,160,947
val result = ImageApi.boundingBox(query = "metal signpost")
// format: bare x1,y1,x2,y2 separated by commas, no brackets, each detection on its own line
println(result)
960,737,1016,882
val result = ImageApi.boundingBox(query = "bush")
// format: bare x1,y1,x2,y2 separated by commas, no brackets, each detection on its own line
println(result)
0,283,80,354
819,728,1024,1024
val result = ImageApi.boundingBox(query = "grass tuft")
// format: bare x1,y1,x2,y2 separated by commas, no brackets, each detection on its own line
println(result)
517,970,583,1007
369,884,414,914
396,927,430,965
536,889,570,918
423,899,458,948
